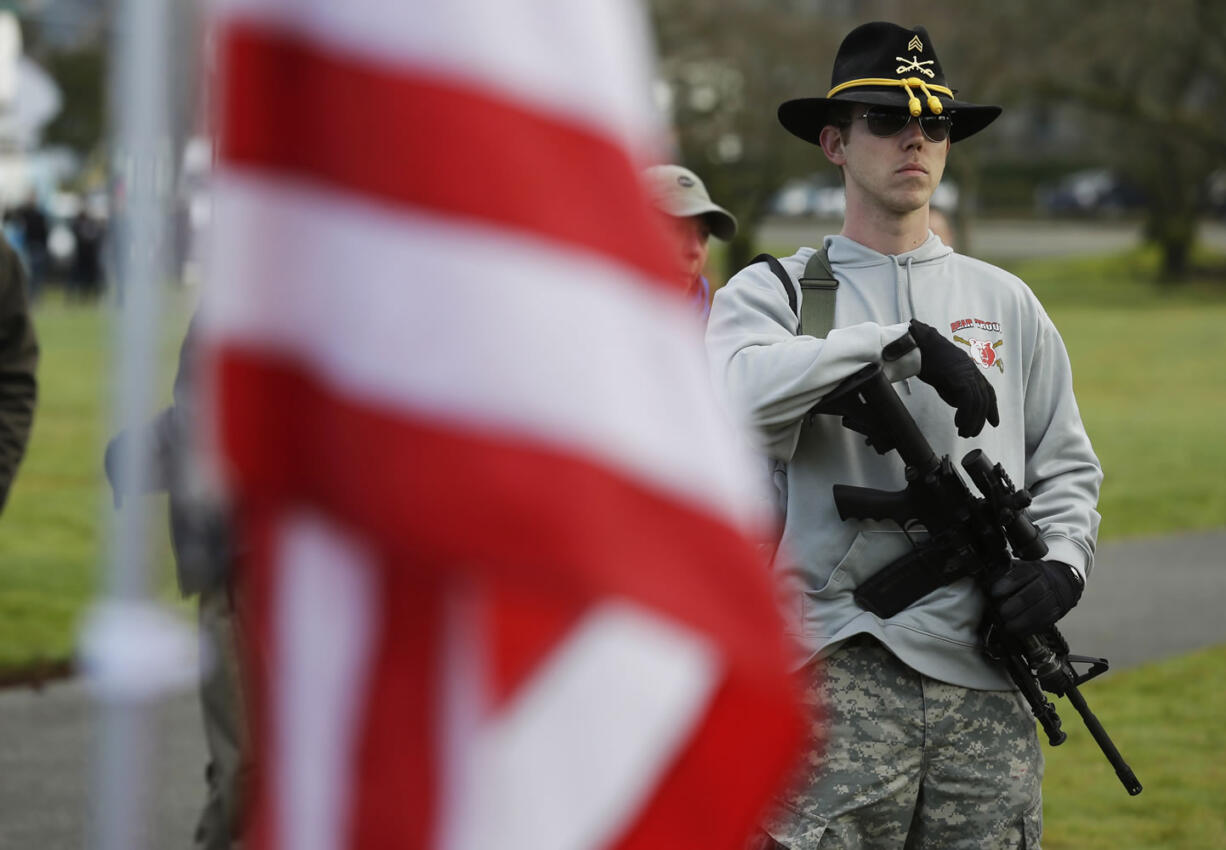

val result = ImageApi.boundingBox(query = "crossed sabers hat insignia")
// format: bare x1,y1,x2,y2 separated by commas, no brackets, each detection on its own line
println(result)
896,56,936,78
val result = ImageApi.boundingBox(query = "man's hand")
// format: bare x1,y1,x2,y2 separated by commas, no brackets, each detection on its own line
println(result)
909,319,999,438
990,559,1083,638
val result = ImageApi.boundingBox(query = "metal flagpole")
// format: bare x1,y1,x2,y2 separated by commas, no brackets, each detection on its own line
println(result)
78,0,197,847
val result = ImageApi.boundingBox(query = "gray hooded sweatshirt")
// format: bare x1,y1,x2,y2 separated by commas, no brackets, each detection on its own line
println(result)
706,233,1102,690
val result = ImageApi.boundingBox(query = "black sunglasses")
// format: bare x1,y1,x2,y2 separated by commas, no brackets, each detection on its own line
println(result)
858,107,953,143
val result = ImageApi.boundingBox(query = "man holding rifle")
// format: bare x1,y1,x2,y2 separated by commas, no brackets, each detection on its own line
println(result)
706,21,1103,848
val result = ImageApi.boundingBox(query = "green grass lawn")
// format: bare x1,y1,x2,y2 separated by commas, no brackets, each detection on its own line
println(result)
0,298,110,676
1,251,1223,847
1042,644,1226,849
4,251,1224,646
1003,248,1226,540
0,289,191,676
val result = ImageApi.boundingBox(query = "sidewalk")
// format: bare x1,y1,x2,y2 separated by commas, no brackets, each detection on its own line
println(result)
2,529,1224,849
1058,529,1226,672
759,217,1226,262
0,678,205,849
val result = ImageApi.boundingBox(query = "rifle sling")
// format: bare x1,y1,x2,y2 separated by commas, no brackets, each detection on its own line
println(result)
752,248,838,337
798,247,838,339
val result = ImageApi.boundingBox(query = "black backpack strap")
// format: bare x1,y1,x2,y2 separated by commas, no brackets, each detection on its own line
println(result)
750,252,799,321
799,247,838,339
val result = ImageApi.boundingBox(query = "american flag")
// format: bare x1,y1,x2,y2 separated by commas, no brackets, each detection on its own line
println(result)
201,2,804,849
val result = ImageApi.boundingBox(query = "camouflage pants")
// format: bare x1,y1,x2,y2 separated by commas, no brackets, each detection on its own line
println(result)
764,636,1043,849
194,584,250,850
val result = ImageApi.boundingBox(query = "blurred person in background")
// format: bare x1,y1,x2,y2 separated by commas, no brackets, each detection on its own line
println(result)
644,164,738,322
104,316,248,850
929,206,955,249
707,21,1102,848
14,195,49,300
0,229,37,514
70,207,106,301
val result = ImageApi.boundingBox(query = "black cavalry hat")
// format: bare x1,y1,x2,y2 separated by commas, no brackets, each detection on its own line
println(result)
778,22,1001,145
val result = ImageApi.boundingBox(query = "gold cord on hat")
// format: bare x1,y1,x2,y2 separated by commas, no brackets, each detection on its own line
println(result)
827,77,952,116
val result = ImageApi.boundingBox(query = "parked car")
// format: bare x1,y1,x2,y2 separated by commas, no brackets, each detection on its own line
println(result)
769,176,958,218
1035,168,1146,217
769,178,845,218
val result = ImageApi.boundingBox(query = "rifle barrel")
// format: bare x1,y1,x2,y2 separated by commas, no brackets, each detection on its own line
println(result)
1064,685,1143,795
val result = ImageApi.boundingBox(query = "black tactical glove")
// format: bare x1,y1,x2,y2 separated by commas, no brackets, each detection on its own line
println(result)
909,319,1000,438
989,559,1083,638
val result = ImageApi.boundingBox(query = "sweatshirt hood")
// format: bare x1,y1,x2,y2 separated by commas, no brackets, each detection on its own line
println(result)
821,232,953,326
823,231,953,268
820,232,953,393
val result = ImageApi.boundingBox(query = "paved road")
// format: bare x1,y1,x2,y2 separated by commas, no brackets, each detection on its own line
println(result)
2,529,1224,849
1057,530,1226,671
0,677,206,850
761,216,1226,261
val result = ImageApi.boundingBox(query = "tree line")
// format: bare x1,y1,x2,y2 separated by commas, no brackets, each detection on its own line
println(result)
649,0,1226,282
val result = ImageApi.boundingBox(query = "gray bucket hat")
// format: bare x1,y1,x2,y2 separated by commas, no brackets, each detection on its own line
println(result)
643,164,738,241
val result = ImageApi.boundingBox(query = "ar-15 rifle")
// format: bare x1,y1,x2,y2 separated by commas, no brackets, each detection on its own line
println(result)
812,364,1142,796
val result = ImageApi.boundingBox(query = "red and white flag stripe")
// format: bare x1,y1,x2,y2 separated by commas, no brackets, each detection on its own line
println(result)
203,2,805,849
